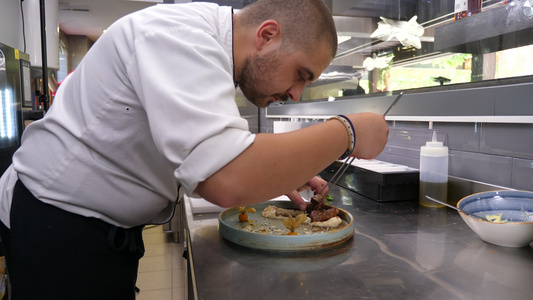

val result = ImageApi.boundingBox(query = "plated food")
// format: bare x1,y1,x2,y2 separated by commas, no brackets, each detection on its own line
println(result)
218,201,355,252
261,205,344,232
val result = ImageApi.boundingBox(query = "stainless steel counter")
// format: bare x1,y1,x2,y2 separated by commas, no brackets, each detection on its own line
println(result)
183,184,533,300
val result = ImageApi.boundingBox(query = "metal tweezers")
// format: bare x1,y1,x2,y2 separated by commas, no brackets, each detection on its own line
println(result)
308,156,356,212
309,92,404,211
320,157,356,195
383,92,404,117
320,92,403,193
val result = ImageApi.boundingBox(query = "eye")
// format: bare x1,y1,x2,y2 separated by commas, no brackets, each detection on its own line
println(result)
297,68,315,83
298,72,307,82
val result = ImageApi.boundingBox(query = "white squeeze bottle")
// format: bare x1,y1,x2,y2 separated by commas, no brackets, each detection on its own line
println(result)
419,131,448,208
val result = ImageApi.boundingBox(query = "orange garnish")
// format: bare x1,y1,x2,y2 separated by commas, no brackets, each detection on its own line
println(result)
238,213,248,222
237,206,256,222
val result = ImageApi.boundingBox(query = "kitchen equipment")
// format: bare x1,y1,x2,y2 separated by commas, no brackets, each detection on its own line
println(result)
419,131,448,207
322,159,419,202
456,190,533,247
218,200,354,252
425,195,488,221
0,43,32,175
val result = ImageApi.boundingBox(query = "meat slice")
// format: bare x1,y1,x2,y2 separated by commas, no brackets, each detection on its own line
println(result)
309,208,339,222
306,194,323,213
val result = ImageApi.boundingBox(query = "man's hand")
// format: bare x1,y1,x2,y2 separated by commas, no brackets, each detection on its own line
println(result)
285,176,328,211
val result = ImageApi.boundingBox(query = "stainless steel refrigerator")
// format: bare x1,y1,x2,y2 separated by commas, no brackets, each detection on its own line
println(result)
0,42,32,176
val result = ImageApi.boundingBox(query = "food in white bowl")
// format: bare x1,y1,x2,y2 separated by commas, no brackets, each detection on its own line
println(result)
457,190,533,247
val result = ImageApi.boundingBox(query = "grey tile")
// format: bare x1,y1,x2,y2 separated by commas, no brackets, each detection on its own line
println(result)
379,127,449,165
381,144,420,160
511,158,533,192
433,122,480,152
449,150,513,188
480,123,533,160
392,88,494,116
495,83,533,115
377,152,420,169
386,127,441,150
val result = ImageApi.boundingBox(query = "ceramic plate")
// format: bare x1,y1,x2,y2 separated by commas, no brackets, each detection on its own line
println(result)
218,201,354,252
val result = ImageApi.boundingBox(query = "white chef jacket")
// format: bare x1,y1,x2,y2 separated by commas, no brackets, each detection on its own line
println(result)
0,3,255,228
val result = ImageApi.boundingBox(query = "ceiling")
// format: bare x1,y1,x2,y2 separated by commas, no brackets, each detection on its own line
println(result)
58,0,441,69
59,0,412,40
59,0,162,41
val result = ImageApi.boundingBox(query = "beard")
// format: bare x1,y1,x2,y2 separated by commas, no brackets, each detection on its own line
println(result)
237,51,288,108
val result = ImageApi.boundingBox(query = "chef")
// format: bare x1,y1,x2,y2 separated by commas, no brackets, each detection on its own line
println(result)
0,0,388,298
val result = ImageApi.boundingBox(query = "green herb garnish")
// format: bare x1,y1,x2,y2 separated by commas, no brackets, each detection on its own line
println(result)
325,194,333,205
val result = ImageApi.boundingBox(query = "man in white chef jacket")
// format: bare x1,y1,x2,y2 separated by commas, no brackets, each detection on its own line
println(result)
0,0,388,298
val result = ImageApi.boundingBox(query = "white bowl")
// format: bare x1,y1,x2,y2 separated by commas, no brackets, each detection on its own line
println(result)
457,190,533,247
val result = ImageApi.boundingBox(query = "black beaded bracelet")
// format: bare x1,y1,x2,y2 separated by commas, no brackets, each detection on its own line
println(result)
329,115,356,159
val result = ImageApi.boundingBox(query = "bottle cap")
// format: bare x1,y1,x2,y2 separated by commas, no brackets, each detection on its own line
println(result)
426,131,443,147
421,131,448,157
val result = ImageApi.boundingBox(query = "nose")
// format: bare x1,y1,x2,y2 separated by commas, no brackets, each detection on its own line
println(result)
286,82,307,102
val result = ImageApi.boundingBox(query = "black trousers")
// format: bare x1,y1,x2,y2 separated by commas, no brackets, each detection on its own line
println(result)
0,180,145,300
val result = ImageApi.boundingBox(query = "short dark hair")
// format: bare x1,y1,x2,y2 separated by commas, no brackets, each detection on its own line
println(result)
238,0,337,58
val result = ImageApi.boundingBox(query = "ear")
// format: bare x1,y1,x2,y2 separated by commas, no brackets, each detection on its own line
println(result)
255,20,281,51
